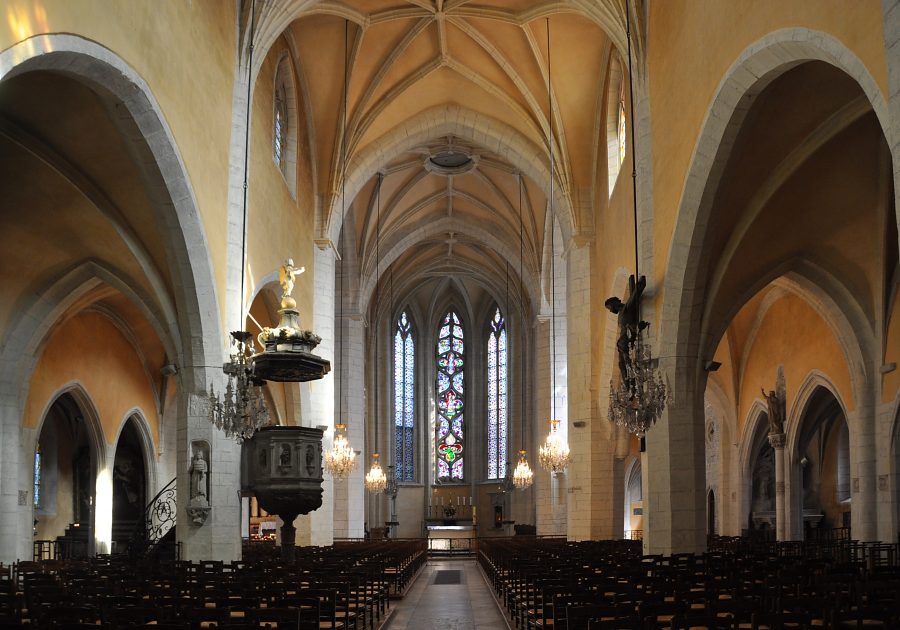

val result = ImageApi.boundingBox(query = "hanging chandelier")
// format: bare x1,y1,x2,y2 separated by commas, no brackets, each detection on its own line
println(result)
207,1,270,442
324,20,357,479
513,449,534,490
514,174,533,489
364,452,387,494
365,174,385,494
325,423,357,480
606,0,671,437
538,419,570,474
538,18,570,475
208,332,270,441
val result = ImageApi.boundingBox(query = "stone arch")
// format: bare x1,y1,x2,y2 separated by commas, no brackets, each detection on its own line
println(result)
786,370,850,463
738,400,770,533
623,456,642,537
112,409,158,501
31,382,107,556
0,34,222,388
662,29,888,375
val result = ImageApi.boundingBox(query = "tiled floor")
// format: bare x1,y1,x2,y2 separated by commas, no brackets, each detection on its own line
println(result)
382,559,510,630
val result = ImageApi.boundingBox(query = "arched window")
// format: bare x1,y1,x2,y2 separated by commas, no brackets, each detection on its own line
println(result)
606,55,626,197
394,312,415,481
272,52,298,198
33,444,42,508
436,311,465,481
487,307,507,479
273,83,287,170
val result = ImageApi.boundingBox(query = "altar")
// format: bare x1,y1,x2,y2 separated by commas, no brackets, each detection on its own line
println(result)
426,524,476,554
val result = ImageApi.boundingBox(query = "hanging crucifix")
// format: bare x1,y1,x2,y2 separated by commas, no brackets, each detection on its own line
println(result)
605,274,649,392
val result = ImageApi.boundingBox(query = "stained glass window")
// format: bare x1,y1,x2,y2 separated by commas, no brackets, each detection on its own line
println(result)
487,307,508,479
617,99,627,168
33,445,41,508
436,311,465,480
273,85,287,171
394,312,415,481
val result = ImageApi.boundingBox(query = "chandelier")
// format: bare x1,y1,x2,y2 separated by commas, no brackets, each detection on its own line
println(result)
606,0,671,436
325,21,357,479
366,175,385,494
608,334,670,436
538,18,570,475
538,419,570,474
364,453,387,494
513,449,534,489
208,332,270,441
514,174,533,489
207,1,270,441
324,423,357,480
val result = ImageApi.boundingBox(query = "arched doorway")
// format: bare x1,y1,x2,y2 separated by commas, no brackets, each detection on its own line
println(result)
746,412,775,538
794,387,850,539
112,417,148,552
34,393,99,558
623,459,642,539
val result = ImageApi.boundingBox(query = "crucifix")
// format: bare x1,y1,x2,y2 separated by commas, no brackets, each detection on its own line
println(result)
445,231,459,257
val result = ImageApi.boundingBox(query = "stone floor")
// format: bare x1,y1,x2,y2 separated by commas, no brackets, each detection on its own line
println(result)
382,559,510,630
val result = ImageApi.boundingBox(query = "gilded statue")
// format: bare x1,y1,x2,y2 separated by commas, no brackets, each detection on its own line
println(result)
279,258,305,309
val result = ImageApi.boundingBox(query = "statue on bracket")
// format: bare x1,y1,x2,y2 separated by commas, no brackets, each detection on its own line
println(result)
761,366,787,436
188,441,211,526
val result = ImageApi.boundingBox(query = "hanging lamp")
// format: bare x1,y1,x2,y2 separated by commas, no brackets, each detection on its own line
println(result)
606,0,671,437
365,175,387,494
324,20,357,480
512,174,534,490
207,0,270,441
538,17,570,475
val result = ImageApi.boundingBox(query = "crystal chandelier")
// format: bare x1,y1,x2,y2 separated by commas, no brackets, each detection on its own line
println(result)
365,174,385,494
538,419,570,474
324,422,357,480
538,19,570,475
325,20,357,475
206,2,271,442
512,449,534,490
208,331,270,441
364,453,387,494
514,174,533,489
608,334,670,436
606,0,671,437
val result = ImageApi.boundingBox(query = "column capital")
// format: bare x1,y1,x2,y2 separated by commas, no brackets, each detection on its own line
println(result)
768,432,786,449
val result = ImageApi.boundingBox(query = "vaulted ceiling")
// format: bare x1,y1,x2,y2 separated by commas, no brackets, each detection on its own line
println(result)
272,0,623,315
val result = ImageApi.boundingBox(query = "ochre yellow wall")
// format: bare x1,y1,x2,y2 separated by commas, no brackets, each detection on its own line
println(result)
647,0,886,295
24,311,160,449
737,293,853,438
3,0,236,323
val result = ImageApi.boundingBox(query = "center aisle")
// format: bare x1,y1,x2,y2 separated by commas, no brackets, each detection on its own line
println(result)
382,559,510,630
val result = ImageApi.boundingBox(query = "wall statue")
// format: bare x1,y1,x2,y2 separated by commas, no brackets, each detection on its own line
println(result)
761,366,787,435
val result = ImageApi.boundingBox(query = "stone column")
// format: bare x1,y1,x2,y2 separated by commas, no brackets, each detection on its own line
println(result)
768,432,786,541
306,240,336,546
